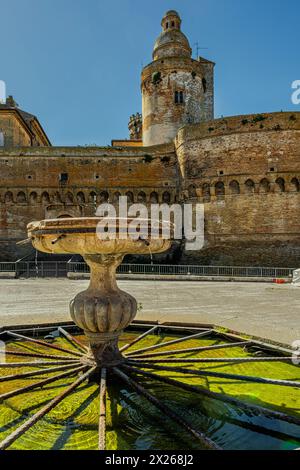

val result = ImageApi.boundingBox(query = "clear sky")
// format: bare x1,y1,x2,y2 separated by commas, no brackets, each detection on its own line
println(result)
1,0,299,146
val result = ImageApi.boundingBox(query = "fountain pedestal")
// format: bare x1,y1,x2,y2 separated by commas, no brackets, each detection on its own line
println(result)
70,253,137,365
27,217,171,368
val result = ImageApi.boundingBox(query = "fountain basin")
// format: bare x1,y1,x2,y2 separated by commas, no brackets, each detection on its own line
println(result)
0,323,299,450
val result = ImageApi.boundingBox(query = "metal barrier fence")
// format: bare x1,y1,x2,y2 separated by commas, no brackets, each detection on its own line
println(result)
0,261,295,279
68,262,295,279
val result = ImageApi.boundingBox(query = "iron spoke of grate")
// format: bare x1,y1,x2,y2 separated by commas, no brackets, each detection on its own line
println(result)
98,368,107,451
0,362,83,383
120,326,158,353
113,367,222,450
122,364,300,427
0,366,97,451
128,363,300,389
6,331,83,357
0,365,88,402
128,356,296,364
58,327,89,354
128,341,251,359
125,330,214,357
0,361,79,368
1,349,82,362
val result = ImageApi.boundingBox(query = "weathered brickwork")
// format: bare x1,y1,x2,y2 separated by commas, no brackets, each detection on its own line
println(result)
0,11,300,266
176,112,300,266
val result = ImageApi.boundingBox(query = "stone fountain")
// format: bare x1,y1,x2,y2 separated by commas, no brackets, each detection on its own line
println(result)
0,217,299,451
27,217,171,368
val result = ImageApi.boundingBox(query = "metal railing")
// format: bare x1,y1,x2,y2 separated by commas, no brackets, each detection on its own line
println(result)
68,262,295,279
0,261,295,279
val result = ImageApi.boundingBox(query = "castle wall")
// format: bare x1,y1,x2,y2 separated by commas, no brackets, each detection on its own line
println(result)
176,112,300,266
0,144,178,260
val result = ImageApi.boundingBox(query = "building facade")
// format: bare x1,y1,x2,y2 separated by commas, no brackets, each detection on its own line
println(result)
0,11,300,266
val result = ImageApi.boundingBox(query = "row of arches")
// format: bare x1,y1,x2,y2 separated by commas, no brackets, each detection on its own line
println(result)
0,189,176,205
188,177,300,199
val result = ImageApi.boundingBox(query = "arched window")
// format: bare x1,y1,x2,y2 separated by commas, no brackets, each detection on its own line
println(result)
16,191,26,203
202,78,207,93
202,183,211,201
0,131,4,146
162,191,171,203
245,179,255,194
137,191,146,203
229,180,240,195
54,192,63,204
259,178,270,193
291,177,300,192
29,192,38,204
188,185,197,198
65,192,74,204
215,181,225,198
166,22,169,29
125,191,134,204
275,178,285,193
150,192,158,204
112,192,121,203
4,191,13,203
99,191,109,203
77,192,85,204
41,192,50,204
89,191,97,203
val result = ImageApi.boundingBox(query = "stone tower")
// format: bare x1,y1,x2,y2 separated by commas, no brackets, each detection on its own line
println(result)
141,10,215,146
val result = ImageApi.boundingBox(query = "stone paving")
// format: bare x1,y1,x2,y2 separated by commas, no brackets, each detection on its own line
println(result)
0,279,299,346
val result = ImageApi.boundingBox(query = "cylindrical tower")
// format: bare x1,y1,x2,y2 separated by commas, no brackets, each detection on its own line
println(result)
142,10,214,147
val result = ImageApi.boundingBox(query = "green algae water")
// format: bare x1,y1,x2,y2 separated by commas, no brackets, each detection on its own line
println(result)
0,328,299,450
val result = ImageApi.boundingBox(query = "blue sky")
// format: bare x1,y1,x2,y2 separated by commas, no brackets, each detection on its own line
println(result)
1,0,299,146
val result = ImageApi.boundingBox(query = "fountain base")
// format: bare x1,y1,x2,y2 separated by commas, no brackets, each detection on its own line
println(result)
84,331,124,367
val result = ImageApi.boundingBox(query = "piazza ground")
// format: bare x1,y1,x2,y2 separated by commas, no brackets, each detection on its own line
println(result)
0,279,298,346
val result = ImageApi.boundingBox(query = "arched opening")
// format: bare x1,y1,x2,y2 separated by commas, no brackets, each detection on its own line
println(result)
202,183,211,202
65,192,74,204
4,191,13,203
54,192,63,204
125,191,134,204
291,177,300,192
150,192,159,204
99,191,109,203
29,192,38,204
215,181,225,199
137,191,146,203
89,191,97,203
229,180,240,195
41,192,50,205
112,192,121,203
16,191,27,203
275,177,285,193
162,191,171,203
245,179,255,194
259,178,270,193
77,192,85,204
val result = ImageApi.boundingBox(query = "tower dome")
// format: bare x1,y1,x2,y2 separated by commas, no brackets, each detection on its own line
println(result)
153,11,192,60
